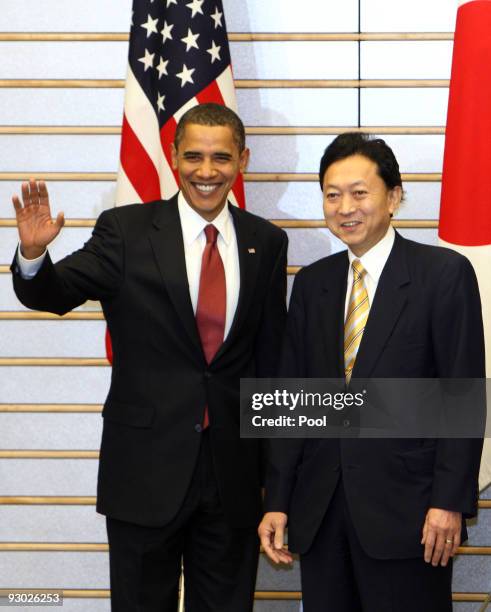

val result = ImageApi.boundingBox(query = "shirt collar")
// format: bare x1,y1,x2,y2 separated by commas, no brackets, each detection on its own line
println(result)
348,225,395,284
177,191,233,246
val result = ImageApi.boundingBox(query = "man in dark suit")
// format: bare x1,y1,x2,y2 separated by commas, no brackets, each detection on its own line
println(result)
258,133,484,611
11,103,288,612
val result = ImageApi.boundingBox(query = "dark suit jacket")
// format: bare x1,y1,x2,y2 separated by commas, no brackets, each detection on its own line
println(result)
265,232,484,559
12,195,288,528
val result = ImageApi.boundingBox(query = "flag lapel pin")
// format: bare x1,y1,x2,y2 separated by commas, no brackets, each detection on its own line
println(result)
248,248,256,254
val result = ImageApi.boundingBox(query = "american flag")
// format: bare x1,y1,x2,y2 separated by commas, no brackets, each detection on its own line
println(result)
107,0,245,362
115,0,245,209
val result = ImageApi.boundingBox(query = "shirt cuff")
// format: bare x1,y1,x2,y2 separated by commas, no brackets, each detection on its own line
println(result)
16,245,47,279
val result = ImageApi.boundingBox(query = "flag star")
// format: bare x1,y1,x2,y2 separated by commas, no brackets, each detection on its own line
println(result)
156,57,169,78
207,41,221,63
210,7,223,28
157,93,166,112
141,14,159,38
138,48,155,71
176,63,195,87
186,0,204,17
166,0,177,6
181,28,200,51
161,20,174,44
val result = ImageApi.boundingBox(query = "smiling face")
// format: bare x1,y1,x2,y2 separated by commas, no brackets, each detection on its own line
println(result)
322,154,402,256
171,123,249,221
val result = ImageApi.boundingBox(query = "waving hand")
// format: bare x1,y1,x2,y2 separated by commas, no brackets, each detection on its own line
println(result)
12,179,64,259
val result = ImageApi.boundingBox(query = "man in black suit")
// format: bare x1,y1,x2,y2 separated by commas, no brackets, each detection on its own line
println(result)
258,133,484,611
11,103,288,612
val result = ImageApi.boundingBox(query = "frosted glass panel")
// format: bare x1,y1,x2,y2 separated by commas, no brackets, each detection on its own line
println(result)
0,42,128,79
361,0,458,32
0,413,102,449
238,89,359,126
0,135,120,173
0,89,125,126
361,89,450,126
361,42,453,79
0,551,109,588
231,42,358,79
225,0,359,32
0,460,98,495
1,0,132,32
0,321,107,358
0,367,111,403
0,506,106,542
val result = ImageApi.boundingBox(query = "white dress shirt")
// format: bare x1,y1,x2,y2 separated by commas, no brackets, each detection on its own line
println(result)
17,192,241,339
344,225,395,321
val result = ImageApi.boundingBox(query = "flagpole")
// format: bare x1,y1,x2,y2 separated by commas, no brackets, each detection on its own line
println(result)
178,565,185,612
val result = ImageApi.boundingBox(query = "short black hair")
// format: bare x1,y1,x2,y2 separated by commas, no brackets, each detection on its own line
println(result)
319,132,403,192
174,103,246,152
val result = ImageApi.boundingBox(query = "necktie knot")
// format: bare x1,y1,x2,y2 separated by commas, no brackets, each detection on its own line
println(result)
352,259,366,280
205,224,218,245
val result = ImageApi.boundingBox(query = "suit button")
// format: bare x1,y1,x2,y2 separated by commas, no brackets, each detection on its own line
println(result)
343,419,350,428
204,371,212,379
195,424,202,433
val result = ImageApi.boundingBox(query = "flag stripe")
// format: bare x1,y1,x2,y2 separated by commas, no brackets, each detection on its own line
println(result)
123,68,166,174
160,117,180,196
216,66,239,111
173,97,200,125
196,78,226,106
120,114,161,202
116,165,142,205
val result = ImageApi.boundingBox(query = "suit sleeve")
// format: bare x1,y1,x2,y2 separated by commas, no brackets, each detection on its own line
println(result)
11,209,124,315
429,254,485,517
254,230,288,377
263,269,307,514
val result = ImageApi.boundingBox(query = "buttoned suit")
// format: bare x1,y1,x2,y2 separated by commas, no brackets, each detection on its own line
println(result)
12,194,288,610
265,232,484,609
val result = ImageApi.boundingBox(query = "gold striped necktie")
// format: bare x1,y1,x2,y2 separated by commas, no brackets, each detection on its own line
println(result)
344,259,370,383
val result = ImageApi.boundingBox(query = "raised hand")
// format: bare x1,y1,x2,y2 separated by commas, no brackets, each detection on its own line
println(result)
12,179,64,259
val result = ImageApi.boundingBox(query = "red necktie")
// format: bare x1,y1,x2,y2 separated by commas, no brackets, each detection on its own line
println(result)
196,224,226,428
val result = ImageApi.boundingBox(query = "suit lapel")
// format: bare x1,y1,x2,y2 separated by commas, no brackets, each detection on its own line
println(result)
320,254,349,378
212,205,260,362
352,233,410,378
148,196,204,358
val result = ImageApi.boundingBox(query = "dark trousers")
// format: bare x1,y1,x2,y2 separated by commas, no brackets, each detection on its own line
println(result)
106,431,259,612
300,480,452,612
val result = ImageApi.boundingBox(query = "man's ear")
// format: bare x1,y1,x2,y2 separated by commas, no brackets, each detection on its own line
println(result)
170,143,178,170
239,147,250,173
388,185,402,216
